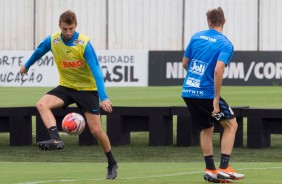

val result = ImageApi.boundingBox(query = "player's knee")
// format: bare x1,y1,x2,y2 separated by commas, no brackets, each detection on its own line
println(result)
221,118,238,132
202,126,214,135
230,119,238,129
36,101,47,111
90,128,104,138
226,119,238,132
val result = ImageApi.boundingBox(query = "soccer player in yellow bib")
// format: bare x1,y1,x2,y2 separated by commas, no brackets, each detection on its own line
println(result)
20,10,117,179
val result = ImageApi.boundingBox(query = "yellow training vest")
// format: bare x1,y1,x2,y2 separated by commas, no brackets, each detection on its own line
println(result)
51,32,97,90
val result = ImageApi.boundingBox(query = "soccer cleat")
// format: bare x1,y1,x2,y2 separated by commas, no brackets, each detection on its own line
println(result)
36,139,64,151
106,163,118,179
204,169,232,183
217,165,245,180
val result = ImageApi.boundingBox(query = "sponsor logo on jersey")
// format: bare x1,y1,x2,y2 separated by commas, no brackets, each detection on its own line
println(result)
73,39,85,45
53,38,60,44
189,59,207,76
186,77,200,88
62,60,84,68
182,89,204,97
200,35,217,42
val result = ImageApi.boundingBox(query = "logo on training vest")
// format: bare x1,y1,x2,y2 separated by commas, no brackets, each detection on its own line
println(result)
62,60,84,68
73,39,85,45
186,77,200,87
189,59,207,76
53,38,60,44
182,89,204,97
200,35,217,42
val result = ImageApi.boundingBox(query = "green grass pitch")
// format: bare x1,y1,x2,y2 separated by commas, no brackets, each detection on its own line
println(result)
1,86,282,183
0,162,281,184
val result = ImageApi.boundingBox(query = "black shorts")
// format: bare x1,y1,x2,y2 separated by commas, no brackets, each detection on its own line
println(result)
47,85,100,115
183,97,235,130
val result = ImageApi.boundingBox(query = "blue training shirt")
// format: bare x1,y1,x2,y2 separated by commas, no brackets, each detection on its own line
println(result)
24,32,108,101
182,29,234,99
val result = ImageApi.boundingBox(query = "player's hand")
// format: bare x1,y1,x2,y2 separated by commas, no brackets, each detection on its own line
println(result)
101,99,113,113
212,97,220,117
20,65,28,76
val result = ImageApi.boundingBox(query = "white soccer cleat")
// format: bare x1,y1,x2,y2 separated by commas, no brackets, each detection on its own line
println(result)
204,169,232,183
217,165,245,180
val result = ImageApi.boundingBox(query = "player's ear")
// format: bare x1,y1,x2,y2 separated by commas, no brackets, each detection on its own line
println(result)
207,20,212,28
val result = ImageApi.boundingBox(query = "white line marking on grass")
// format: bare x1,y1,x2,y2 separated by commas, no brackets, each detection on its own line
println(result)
17,178,104,184
237,166,282,170
121,171,203,180
17,166,282,184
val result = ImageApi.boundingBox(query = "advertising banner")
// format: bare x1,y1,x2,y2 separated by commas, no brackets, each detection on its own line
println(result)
224,51,282,86
0,51,57,87
149,51,185,86
0,50,148,87
148,51,282,86
98,50,148,87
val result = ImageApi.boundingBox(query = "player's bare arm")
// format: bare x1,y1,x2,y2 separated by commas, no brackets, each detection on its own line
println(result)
213,61,225,115
182,57,190,71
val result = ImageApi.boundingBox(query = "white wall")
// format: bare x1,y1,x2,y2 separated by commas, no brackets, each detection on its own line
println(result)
108,0,183,50
184,0,258,51
259,0,282,50
0,0,281,51
35,0,107,50
0,0,34,50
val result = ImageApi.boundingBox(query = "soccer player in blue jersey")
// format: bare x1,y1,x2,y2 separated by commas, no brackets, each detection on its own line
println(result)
20,10,117,179
182,7,244,183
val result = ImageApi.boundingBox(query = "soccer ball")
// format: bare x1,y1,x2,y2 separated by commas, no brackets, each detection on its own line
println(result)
62,112,86,135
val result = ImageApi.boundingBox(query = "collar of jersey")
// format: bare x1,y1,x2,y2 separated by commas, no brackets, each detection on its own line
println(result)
60,32,79,46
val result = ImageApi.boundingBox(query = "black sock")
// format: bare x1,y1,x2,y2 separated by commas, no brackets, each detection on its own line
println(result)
105,151,117,165
204,155,216,170
47,126,61,140
219,154,230,169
